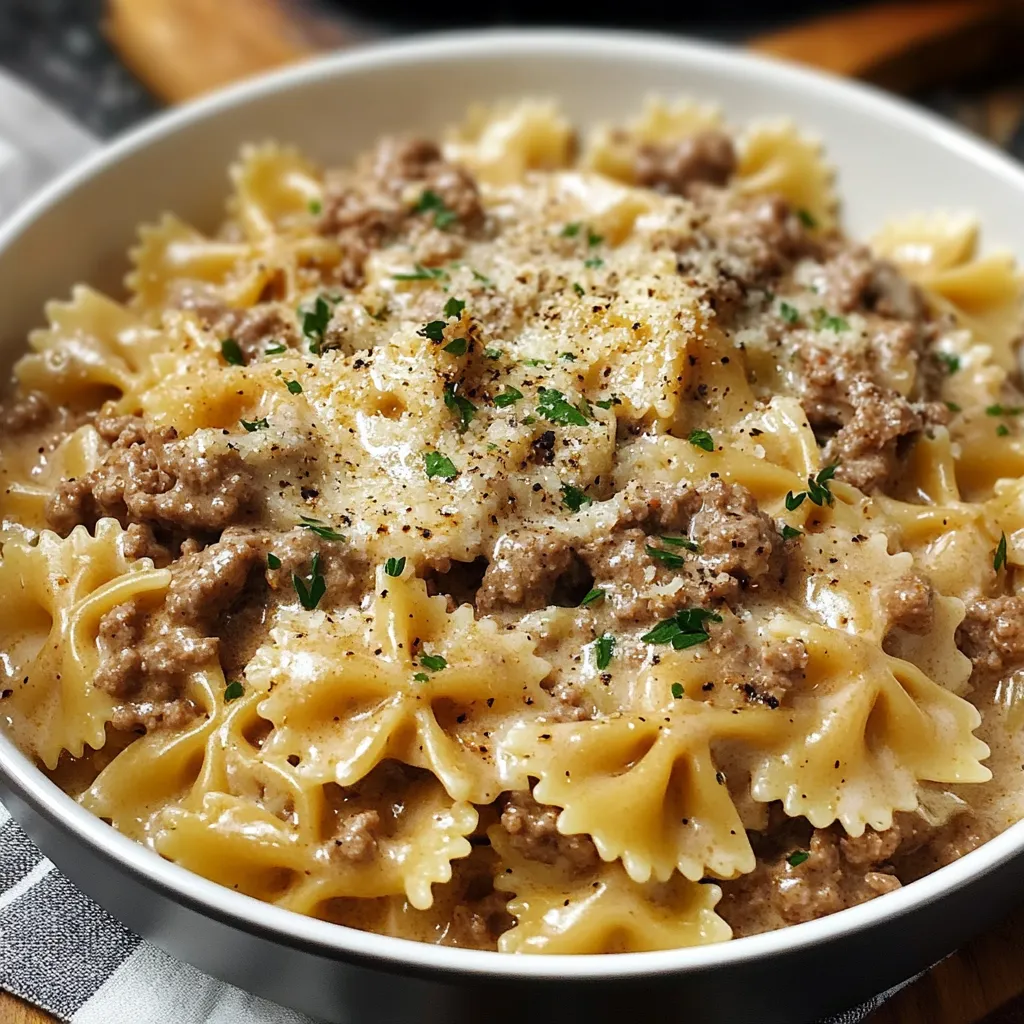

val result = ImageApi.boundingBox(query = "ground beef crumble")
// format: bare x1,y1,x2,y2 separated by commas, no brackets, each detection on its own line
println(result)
499,791,599,873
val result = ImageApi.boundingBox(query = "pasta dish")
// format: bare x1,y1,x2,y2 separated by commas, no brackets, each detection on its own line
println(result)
1,99,1022,953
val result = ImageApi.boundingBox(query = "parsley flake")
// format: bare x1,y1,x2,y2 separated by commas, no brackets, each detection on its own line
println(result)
443,338,468,356
285,379,303,394
560,352,576,361
580,587,605,607
596,396,622,410
443,382,477,432
945,401,962,413
393,263,448,282
688,429,714,452
424,451,458,481
998,424,1011,437
641,607,722,649
587,229,604,248
788,850,810,867
538,388,589,427
787,465,838,510
561,483,592,512
934,352,960,374
572,282,585,297
299,515,345,541
812,308,849,333
413,189,458,230
779,301,800,325
443,296,466,319
384,556,406,578
264,342,286,355
413,672,430,682
493,386,523,408
987,404,1024,417
785,491,806,511
224,680,244,702
646,544,685,569
584,256,604,269
240,417,268,432
671,682,684,700
308,199,322,215
561,222,582,238
595,634,615,671
292,553,326,610
419,653,447,672
267,553,281,570
797,209,817,228
995,532,1008,572
781,524,802,540
418,320,447,342
660,535,700,552
472,268,494,287
220,338,244,365
301,295,332,354
484,347,502,359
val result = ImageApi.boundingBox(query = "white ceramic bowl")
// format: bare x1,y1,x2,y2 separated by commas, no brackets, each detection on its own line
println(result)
3,29,1024,1024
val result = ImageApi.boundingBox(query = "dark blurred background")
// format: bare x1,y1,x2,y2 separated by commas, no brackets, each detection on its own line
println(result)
3,0,1024,158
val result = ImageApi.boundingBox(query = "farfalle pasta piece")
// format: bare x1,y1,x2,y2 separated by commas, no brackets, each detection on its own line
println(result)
501,700,782,883
228,142,323,240
489,826,730,954
15,286,166,410
735,121,837,231
0,520,171,769
873,213,1024,372
580,97,724,184
750,617,990,836
444,100,575,186
251,567,552,803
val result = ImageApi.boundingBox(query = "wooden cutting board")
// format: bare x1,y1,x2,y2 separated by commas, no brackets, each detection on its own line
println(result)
5,3,1024,1024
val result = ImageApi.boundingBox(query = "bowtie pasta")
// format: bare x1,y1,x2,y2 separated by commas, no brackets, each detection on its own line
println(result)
3,97,1023,952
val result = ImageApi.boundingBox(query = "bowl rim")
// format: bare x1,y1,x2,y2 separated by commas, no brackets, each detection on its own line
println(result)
3,25,1024,982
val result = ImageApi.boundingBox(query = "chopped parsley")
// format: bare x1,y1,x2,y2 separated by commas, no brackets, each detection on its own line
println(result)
796,208,817,228
781,524,803,540
384,556,406,578
301,295,332,354
646,544,685,569
418,319,447,342
986,404,1024,417
292,552,326,610
240,417,269,432
484,347,502,359
779,301,800,325
443,382,477,433
561,222,582,238
424,451,458,481
671,682,684,700
595,634,615,671
472,268,494,287
561,483,593,512
264,342,287,355
267,553,281,570
444,296,466,319
584,256,604,270
284,379,303,394
688,429,714,452
587,229,604,248
443,338,468,356
998,424,1011,437
522,358,550,368
537,388,589,427
560,352,576,361
573,282,585,297
934,352,960,374
419,653,447,672
413,189,458,230
945,401,962,413
580,587,605,607
660,535,700,552
995,532,1008,572
393,263,448,282
299,515,345,541
787,850,810,867
308,198,322,215
641,607,722,649
224,680,244,702
220,338,244,365
812,308,849,333
787,464,838,510
493,385,523,408
413,672,430,682
596,396,622,410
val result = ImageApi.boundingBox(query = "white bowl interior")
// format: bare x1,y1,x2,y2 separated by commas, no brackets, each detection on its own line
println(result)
3,29,1024,980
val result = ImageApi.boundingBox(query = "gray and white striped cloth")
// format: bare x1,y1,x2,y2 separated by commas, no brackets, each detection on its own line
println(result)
0,69,898,1024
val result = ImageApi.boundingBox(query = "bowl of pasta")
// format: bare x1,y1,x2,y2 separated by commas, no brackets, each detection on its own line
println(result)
2,27,1024,1024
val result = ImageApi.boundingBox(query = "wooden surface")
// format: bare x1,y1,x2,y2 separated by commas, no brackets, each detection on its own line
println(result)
2,3,1023,1023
